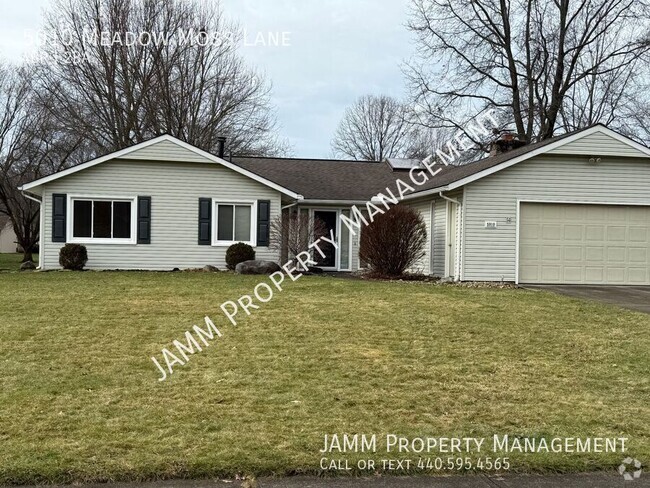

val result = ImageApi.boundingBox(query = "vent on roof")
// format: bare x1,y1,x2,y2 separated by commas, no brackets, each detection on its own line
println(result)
489,129,527,156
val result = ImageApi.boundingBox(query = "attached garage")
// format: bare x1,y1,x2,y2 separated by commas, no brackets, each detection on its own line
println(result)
519,203,650,284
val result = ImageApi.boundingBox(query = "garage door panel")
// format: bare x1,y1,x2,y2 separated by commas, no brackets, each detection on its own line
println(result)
607,226,627,241
541,245,561,260
564,246,583,261
586,226,605,240
519,265,540,282
586,206,605,221
541,266,561,282
564,225,584,240
629,268,648,283
585,267,604,282
629,248,648,263
563,267,583,282
630,227,648,242
542,224,562,239
606,268,626,283
519,203,650,284
586,246,604,262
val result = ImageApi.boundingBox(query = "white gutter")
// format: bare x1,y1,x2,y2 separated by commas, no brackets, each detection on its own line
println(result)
401,186,449,201
438,191,460,205
281,202,299,211
298,199,369,206
20,190,43,270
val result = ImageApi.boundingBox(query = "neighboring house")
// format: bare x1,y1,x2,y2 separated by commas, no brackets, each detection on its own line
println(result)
0,217,18,254
19,124,650,285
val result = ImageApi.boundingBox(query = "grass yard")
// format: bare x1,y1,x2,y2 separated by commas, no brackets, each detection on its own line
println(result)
0,253,28,272
0,271,648,484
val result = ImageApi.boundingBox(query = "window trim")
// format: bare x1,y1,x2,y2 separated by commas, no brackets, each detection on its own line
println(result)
67,194,138,245
212,199,257,247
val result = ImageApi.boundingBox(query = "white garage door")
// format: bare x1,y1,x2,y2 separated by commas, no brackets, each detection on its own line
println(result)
519,203,650,284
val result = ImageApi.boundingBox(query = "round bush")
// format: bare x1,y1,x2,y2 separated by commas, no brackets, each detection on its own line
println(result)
59,243,88,271
359,205,427,277
225,242,255,270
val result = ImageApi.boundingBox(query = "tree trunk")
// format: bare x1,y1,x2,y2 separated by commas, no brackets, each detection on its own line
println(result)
22,251,34,263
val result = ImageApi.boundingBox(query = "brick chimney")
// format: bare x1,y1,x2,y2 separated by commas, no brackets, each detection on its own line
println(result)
490,129,527,156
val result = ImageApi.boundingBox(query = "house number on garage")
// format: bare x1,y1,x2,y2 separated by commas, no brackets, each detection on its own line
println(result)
485,221,498,229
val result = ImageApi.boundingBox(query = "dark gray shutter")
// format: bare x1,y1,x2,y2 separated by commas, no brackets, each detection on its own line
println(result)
137,197,151,244
256,200,270,247
198,198,211,245
52,194,67,242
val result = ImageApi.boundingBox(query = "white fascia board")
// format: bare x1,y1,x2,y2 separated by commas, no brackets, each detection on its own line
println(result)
298,199,370,206
401,186,449,201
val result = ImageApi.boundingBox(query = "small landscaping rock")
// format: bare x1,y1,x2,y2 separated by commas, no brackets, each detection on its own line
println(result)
235,260,282,275
20,261,36,271
203,265,219,272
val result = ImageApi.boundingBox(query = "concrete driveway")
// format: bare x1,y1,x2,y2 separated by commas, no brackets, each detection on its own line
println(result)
526,285,650,314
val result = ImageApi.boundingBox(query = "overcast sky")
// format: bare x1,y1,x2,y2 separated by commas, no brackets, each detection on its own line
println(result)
0,0,414,158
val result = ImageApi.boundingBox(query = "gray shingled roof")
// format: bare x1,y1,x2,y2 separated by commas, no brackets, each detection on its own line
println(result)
232,157,400,200
232,127,595,201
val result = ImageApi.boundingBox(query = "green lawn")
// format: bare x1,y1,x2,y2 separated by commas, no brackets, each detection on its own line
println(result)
0,253,27,272
0,271,648,484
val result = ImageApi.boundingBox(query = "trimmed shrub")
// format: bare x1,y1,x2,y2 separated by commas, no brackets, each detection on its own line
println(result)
225,242,255,270
59,244,88,271
359,205,427,277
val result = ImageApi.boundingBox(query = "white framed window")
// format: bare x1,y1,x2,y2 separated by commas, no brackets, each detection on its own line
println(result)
68,196,137,244
213,200,257,246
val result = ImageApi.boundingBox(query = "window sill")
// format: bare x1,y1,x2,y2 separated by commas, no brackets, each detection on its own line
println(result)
212,241,256,247
68,239,137,245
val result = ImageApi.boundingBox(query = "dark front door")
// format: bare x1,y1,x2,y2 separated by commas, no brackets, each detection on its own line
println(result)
313,210,337,268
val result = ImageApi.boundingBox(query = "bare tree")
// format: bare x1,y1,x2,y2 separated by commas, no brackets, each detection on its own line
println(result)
406,0,650,144
0,63,85,262
270,210,327,267
35,0,288,156
331,95,420,161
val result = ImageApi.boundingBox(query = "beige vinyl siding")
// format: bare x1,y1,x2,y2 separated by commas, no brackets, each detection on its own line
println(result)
426,189,464,278
406,198,432,274
549,131,645,158
462,154,650,282
453,190,464,279
41,159,282,270
117,140,213,163
351,220,360,271
431,197,446,277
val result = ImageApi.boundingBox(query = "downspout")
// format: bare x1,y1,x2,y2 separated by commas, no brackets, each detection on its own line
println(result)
438,191,460,205
20,190,43,270
439,192,462,281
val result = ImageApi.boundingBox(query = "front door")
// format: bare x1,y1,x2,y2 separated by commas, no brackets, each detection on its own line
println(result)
313,210,337,268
